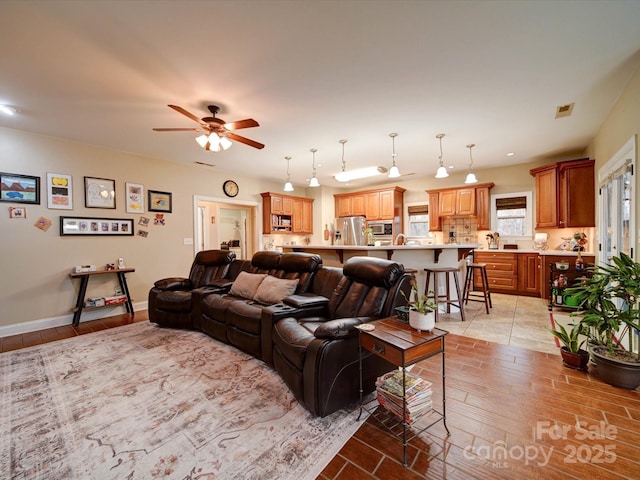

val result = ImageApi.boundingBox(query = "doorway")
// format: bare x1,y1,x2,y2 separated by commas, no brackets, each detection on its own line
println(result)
598,135,636,264
193,195,261,259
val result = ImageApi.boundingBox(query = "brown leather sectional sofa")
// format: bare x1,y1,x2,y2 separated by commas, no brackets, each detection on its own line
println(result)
149,249,412,417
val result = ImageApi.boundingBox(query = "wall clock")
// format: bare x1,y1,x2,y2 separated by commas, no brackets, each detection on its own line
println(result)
223,180,239,197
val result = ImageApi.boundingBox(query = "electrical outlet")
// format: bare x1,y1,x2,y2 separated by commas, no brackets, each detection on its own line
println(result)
183,237,193,245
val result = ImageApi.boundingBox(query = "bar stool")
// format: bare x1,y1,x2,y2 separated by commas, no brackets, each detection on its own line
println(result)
423,267,466,322
463,263,492,314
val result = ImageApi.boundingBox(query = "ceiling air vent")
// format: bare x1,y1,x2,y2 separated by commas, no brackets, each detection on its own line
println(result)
555,103,575,119
194,161,215,167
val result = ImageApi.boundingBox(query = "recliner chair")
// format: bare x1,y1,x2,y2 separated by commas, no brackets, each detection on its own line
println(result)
270,256,412,417
148,249,236,329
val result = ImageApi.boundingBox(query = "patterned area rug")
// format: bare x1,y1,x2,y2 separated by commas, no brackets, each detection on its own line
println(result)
0,322,364,479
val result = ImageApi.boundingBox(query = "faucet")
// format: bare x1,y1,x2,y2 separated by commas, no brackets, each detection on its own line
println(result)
395,233,406,245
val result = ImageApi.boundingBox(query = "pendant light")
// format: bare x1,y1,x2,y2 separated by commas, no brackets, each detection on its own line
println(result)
388,133,401,178
309,148,320,187
464,143,478,184
283,156,294,192
435,133,449,178
334,140,349,183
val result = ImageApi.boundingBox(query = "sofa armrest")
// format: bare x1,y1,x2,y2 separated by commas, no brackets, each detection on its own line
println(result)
314,317,373,340
153,277,192,290
284,293,329,309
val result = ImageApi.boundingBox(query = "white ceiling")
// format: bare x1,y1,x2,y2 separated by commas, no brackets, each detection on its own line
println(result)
2,0,640,189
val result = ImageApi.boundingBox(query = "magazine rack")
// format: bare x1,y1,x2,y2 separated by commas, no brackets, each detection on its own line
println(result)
357,317,449,466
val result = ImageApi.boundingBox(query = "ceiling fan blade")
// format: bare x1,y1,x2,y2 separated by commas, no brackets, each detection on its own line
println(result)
168,104,204,125
226,132,265,150
153,128,201,132
224,118,259,130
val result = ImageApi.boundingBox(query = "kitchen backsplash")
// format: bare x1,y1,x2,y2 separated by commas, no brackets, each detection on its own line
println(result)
441,217,478,244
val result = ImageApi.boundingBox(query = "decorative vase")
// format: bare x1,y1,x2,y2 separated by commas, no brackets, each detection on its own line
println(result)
559,347,589,371
409,309,435,332
590,346,640,390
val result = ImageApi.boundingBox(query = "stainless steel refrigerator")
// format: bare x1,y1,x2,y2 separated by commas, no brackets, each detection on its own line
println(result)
334,216,366,245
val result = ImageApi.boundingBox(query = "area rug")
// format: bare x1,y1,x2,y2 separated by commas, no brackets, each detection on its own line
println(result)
0,322,364,479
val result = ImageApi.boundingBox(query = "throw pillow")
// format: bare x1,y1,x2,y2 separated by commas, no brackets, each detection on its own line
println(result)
253,276,299,305
229,272,268,299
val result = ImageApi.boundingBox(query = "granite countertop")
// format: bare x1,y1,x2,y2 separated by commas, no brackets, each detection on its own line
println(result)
474,248,594,256
280,243,481,250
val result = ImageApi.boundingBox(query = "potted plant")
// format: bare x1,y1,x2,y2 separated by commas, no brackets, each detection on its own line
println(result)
565,252,640,389
402,283,437,332
547,321,589,371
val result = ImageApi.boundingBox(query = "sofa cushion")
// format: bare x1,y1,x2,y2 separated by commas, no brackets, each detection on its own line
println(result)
229,272,267,299
254,276,299,305
155,290,193,312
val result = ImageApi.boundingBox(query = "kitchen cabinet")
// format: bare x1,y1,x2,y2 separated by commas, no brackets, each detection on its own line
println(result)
473,251,518,293
426,182,494,232
261,192,313,234
529,158,595,228
334,186,405,222
517,253,541,295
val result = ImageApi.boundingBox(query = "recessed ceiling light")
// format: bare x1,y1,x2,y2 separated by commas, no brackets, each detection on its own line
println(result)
507,152,515,157
0,105,16,115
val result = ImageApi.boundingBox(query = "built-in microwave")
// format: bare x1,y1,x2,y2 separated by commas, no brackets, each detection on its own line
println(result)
368,221,393,236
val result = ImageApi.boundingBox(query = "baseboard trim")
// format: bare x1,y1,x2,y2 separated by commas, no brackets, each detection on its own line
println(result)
0,301,148,338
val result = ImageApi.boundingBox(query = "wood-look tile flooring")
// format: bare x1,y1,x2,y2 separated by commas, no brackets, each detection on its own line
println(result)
1,303,638,480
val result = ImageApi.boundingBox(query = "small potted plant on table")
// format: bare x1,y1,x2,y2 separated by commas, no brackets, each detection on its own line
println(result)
402,283,437,332
565,252,640,389
547,321,589,371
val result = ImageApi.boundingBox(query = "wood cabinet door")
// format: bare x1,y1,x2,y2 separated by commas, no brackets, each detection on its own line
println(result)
476,186,491,230
351,194,366,216
438,190,456,216
517,253,540,295
335,196,352,217
428,192,441,231
292,198,303,233
379,190,395,219
302,199,313,233
534,167,558,228
456,188,475,215
366,192,380,219
561,161,595,227
271,195,283,215
282,196,293,215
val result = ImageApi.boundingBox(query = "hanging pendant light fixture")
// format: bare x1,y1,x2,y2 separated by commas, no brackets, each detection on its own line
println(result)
283,156,294,192
309,148,320,187
334,140,350,183
435,133,449,178
388,133,401,178
464,143,478,184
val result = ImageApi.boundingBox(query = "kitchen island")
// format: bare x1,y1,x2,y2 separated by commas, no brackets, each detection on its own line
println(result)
280,244,480,300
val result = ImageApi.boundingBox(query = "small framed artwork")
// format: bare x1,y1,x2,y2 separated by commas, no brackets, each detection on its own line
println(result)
0,172,40,204
9,206,26,218
148,190,172,213
60,216,134,236
84,176,116,209
125,182,144,213
46,173,73,209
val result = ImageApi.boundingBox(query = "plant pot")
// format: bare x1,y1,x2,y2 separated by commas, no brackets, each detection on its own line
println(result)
590,345,640,390
409,309,435,332
560,347,589,371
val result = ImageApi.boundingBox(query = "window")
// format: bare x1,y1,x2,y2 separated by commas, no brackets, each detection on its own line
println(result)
406,204,429,236
490,192,532,238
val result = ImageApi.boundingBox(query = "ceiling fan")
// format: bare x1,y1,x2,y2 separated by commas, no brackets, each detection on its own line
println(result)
153,104,264,150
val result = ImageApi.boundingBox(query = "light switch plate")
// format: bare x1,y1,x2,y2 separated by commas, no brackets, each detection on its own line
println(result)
184,237,193,245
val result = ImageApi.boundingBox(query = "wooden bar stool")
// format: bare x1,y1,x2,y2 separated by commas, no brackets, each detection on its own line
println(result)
463,263,492,314
423,267,466,322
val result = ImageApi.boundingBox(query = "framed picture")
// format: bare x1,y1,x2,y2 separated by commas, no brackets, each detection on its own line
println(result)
9,206,26,218
84,176,116,209
46,173,73,209
125,182,144,213
0,172,40,204
60,216,134,236
148,190,172,213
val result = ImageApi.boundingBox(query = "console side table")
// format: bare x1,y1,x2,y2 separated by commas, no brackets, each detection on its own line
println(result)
69,268,135,326
357,317,449,466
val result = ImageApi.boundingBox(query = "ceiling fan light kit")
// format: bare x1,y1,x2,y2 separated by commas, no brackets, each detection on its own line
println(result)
464,143,479,184
154,104,264,152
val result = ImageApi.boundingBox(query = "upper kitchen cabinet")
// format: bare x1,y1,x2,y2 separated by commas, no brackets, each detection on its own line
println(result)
529,158,595,228
334,186,405,221
262,192,313,234
426,182,494,231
